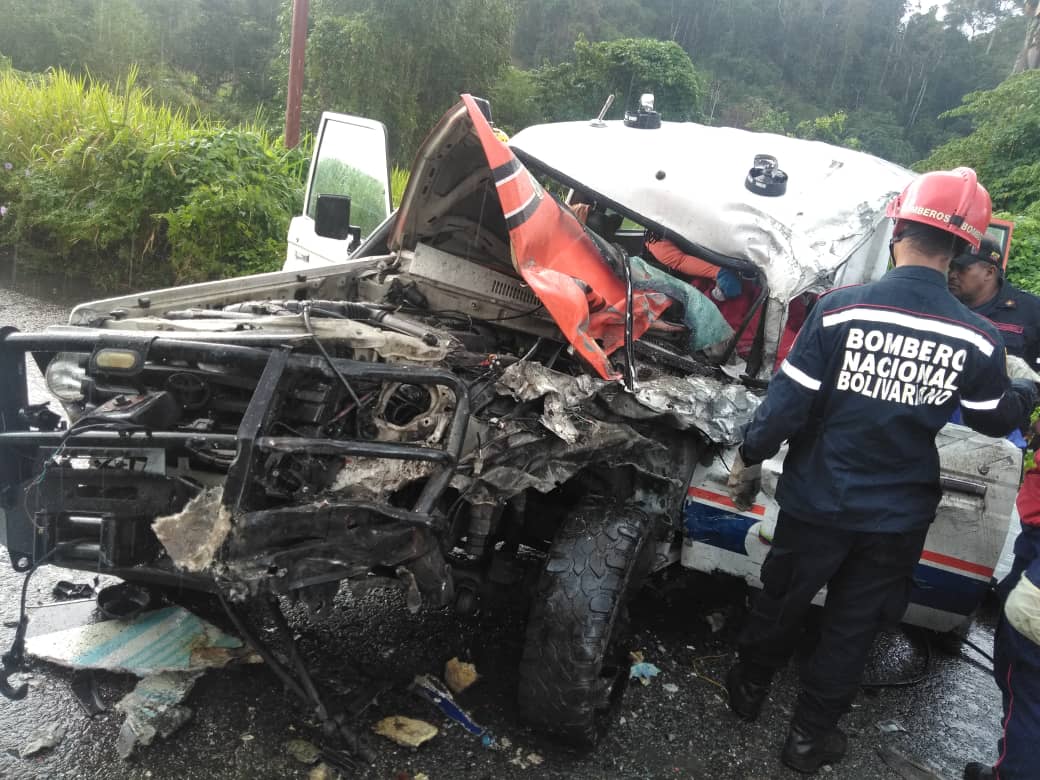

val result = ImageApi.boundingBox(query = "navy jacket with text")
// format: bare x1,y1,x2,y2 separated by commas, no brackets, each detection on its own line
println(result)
741,265,1032,533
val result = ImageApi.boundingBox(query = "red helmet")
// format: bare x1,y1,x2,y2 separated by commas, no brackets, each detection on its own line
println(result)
886,167,991,250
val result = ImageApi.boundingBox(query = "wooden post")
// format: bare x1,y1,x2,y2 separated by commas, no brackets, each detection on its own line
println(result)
284,0,309,149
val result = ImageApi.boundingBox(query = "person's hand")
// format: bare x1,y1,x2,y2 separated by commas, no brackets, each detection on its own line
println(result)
727,447,762,511
713,268,743,300
569,202,590,225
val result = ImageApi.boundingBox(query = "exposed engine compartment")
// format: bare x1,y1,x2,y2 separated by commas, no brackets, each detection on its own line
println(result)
1,235,759,617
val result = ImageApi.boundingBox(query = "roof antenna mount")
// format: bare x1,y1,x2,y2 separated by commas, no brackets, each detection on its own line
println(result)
590,94,615,128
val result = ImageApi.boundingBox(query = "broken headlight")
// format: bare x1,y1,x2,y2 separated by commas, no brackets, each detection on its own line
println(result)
45,351,88,404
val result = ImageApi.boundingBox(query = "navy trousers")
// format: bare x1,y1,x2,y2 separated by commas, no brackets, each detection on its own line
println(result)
992,612,1040,779
738,511,929,734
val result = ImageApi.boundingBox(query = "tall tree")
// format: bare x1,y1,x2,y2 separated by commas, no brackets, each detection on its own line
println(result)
295,0,515,160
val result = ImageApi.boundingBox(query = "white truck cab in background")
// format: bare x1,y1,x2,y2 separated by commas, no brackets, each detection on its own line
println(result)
283,113,392,271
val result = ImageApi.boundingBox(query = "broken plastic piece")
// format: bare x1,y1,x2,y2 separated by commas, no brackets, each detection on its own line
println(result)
52,580,95,600
115,672,200,758
372,716,438,747
662,683,679,694
629,662,661,685
70,670,108,717
26,606,245,675
97,581,153,620
411,674,487,737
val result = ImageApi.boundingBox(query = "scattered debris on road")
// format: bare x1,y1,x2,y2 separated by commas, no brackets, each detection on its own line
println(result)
372,716,438,747
114,671,200,758
412,674,488,739
19,723,66,758
51,581,95,600
628,651,661,685
877,719,909,734
444,656,478,694
286,738,322,765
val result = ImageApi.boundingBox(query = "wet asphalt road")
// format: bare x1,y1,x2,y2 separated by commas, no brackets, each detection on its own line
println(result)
0,283,1008,779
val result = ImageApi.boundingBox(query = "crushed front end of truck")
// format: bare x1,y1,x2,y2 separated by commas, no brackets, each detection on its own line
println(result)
0,94,917,750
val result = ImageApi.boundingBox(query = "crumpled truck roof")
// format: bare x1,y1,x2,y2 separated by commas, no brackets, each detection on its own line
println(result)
508,120,915,301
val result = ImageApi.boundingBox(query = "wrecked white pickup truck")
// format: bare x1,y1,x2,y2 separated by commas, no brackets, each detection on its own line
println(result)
0,94,1021,748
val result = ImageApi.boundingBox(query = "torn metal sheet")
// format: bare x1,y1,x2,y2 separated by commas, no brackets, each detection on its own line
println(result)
496,361,760,446
153,487,232,573
115,671,200,758
455,420,679,503
497,363,604,444
623,375,761,445
497,361,604,406
25,606,245,674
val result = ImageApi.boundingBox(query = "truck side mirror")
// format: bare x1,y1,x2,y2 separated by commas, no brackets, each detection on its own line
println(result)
314,194,360,244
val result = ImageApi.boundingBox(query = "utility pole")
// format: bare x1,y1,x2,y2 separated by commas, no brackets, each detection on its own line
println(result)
284,0,309,149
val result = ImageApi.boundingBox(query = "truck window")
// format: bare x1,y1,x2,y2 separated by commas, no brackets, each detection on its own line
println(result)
306,117,391,238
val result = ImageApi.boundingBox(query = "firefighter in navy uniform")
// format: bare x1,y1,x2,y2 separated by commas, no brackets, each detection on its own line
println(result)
724,167,1040,774
948,236,1040,371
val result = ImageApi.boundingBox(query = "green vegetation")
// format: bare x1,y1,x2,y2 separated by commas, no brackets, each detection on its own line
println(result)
1,0,1039,292
0,69,306,289
918,70,1040,293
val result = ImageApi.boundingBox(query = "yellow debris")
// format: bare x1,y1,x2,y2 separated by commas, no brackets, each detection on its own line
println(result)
372,716,439,747
444,657,479,694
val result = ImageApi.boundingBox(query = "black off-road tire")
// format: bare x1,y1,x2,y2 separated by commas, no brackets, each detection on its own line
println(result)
517,504,653,746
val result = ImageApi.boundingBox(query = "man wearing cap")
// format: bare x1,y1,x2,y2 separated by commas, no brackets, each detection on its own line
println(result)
724,168,1038,774
948,236,1040,371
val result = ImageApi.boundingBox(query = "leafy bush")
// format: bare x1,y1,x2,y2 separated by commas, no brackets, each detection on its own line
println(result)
1005,205,1040,298
0,68,306,291
917,71,1040,213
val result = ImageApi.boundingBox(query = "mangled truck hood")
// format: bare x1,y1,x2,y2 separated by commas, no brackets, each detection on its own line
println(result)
389,96,676,381
508,120,915,302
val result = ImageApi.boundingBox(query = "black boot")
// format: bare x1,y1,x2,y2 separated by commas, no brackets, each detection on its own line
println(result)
963,763,996,780
780,723,847,774
725,663,771,721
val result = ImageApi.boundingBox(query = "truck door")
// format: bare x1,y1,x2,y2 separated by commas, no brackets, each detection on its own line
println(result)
284,113,391,271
